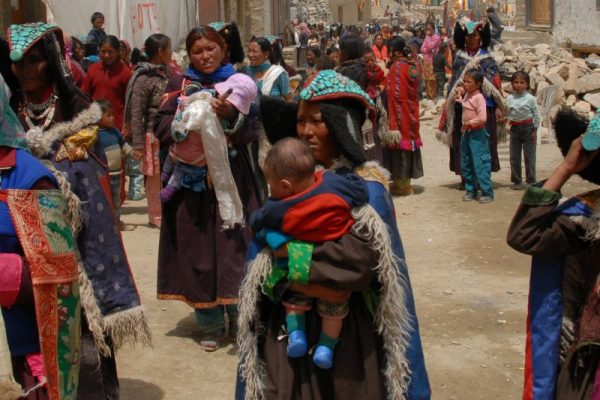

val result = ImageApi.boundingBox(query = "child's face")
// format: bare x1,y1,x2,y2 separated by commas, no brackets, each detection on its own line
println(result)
73,43,85,61
99,109,115,128
93,17,104,30
328,52,340,65
463,76,481,93
512,77,529,93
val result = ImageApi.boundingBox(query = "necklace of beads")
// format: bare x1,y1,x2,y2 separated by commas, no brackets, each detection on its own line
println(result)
22,92,58,130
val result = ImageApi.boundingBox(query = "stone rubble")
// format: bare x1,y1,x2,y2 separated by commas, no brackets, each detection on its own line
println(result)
420,43,600,121
493,41,600,119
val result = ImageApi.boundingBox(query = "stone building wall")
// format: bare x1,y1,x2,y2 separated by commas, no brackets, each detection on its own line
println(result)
329,0,371,25
291,0,332,24
515,0,527,29
224,0,290,42
553,0,600,48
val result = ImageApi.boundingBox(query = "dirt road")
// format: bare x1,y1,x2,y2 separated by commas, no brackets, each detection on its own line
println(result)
115,120,591,399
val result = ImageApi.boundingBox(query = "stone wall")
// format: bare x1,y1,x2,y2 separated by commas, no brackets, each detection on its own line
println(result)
329,0,371,25
552,0,600,48
291,0,332,24
230,0,291,41
514,0,527,29
224,0,268,42
248,0,266,37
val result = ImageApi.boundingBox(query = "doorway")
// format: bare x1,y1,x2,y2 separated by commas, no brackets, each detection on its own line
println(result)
529,0,552,26
271,0,281,36
9,0,46,25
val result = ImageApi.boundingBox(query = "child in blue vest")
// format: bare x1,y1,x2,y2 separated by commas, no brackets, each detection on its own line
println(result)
97,99,137,227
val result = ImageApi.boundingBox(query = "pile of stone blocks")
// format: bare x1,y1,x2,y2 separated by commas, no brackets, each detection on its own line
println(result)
291,0,332,25
493,41,600,120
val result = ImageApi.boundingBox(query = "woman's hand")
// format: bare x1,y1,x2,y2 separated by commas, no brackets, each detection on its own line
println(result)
212,89,238,122
455,85,464,101
562,137,598,175
132,149,144,160
495,108,507,123
272,244,288,259
212,96,238,122
122,123,131,138
543,137,598,192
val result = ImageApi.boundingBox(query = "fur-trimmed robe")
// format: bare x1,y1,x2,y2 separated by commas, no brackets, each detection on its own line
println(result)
237,163,431,400
436,49,508,174
25,103,151,351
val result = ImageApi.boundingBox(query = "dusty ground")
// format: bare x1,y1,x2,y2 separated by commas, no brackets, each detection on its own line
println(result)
115,119,592,399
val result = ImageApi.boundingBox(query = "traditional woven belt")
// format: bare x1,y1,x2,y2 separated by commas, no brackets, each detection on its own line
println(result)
510,118,534,126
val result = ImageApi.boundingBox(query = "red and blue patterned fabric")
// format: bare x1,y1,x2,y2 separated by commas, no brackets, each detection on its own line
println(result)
249,170,369,242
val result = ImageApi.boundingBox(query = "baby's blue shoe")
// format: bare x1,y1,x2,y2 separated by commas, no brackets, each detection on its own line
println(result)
312,345,334,369
287,330,307,358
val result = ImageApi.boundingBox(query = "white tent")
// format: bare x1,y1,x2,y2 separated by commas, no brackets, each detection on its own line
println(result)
42,0,198,49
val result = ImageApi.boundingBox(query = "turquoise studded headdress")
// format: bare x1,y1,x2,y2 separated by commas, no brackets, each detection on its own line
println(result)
465,21,483,35
583,112,600,151
208,22,227,32
265,35,279,45
300,70,376,123
8,23,64,62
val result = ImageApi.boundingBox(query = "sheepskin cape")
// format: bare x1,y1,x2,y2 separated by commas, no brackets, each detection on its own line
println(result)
237,164,415,400
26,103,151,353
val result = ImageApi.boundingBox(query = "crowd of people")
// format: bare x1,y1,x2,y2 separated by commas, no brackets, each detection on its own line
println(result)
0,5,598,400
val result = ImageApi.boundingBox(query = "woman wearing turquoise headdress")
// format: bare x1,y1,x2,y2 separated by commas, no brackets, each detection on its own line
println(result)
0,72,69,400
7,22,151,398
208,21,245,67
236,70,431,399
436,19,508,190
